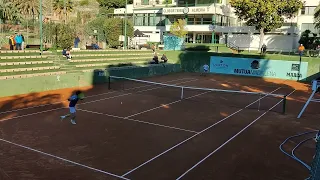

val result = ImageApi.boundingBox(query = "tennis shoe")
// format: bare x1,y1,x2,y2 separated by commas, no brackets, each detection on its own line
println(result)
71,119,76,125
60,116,65,121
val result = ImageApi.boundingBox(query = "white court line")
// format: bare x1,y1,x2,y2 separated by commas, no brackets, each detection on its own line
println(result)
0,77,195,115
0,138,130,180
175,89,296,180
121,87,282,177
125,91,209,119
78,109,198,134
0,79,198,122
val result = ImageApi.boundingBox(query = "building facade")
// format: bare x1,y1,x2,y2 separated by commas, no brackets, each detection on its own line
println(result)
114,0,320,51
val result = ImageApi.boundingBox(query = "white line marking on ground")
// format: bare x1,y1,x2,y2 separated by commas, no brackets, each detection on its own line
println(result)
175,89,296,180
121,87,282,177
0,78,195,115
0,79,197,122
78,109,198,134
125,91,209,119
0,138,130,180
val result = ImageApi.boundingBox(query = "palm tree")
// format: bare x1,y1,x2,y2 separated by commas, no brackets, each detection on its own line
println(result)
53,0,73,22
0,0,21,22
14,0,40,20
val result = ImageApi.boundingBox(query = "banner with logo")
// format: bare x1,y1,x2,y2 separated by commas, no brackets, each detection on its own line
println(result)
210,56,309,80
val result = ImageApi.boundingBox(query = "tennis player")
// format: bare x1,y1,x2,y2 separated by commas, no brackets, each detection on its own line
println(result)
60,90,84,125
202,64,209,76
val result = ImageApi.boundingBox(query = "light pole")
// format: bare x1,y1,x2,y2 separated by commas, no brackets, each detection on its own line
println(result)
39,0,43,55
124,0,127,49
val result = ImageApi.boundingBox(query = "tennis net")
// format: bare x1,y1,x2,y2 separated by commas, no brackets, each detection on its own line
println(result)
108,76,287,113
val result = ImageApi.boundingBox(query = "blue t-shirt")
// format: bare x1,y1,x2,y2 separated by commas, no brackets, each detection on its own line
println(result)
69,95,79,107
203,64,209,71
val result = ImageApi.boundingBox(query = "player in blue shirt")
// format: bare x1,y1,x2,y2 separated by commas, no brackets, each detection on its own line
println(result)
60,90,84,125
202,64,209,76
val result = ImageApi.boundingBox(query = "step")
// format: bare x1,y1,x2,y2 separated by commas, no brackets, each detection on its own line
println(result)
70,56,151,63
75,61,147,68
0,66,60,73
0,55,48,59
0,71,67,80
0,61,54,66
71,53,153,57
58,49,151,52
0,50,40,53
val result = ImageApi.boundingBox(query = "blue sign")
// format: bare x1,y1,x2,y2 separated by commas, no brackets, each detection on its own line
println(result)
210,56,308,80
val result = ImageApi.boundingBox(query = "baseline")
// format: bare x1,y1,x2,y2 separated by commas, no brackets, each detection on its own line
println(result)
0,138,130,180
175,89,296,180
121,87,282,177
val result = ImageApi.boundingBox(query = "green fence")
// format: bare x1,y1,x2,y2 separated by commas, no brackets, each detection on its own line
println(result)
0,63,181,97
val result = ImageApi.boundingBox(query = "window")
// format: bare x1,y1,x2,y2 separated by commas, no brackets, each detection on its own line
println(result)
202,15,211,25
301,23,317,33
301,6,317,15
141,0,149,5
134,14,144,26
134,13,165,26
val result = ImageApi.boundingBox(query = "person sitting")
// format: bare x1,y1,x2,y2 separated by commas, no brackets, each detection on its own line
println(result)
149,55,159,64
91,42,100,49
161,54,168,63
62,48,72,60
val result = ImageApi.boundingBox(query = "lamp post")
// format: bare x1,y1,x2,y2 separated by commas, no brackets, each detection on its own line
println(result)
39,0,43,55
124,0,127,50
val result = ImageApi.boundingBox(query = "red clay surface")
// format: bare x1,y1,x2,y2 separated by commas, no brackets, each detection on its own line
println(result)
0,72,319,180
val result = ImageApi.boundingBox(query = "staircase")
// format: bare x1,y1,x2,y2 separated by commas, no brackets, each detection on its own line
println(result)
226,41,241,54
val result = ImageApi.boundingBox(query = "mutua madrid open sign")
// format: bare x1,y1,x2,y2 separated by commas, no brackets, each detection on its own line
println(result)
210,56,308,80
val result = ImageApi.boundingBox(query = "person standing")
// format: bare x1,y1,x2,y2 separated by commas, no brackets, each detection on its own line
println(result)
21,34,25,51
14,33,23,50
74,36,80,48
298,44,305,56
8,35,15,50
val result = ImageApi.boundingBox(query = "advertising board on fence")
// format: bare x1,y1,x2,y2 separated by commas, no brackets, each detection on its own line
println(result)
210,56,309,80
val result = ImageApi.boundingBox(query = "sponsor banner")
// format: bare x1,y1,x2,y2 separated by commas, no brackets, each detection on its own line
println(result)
210,56,308,80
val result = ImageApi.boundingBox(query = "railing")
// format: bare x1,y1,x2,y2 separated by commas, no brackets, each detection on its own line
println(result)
226,41,240,53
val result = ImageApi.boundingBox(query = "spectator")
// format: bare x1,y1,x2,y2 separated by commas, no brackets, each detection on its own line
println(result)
150,54,159,64
21,34,25,51
91,42,100,49
298,44,305,56
317,45,320,57
14,33,23,50
8,35,15,50
62,47,72,60
161,54,168,63
74,36,80,48
261,43,267,55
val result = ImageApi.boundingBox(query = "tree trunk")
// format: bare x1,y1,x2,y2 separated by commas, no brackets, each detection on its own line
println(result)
259,28,264,53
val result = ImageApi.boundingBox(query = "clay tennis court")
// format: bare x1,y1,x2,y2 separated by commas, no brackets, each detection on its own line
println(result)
0,72,319,180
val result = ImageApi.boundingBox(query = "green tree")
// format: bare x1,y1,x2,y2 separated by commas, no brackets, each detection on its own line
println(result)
97,0,133,8
14,0,40,20
0,0,21,22
230,0,303,52
170,19,188,38
298,30,317,50
43,22,75,49
104,17,133,47
314,5,320,30
85,17,107,42
53,0,73,21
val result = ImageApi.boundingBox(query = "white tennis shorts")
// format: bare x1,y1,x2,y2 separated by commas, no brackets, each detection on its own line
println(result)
69,107,76,114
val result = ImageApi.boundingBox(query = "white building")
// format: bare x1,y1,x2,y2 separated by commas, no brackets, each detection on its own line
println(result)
114,0,320,51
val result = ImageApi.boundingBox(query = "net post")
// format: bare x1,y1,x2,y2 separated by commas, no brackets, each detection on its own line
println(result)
108,76,111,90
181,87,184,99
282,95,287,114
